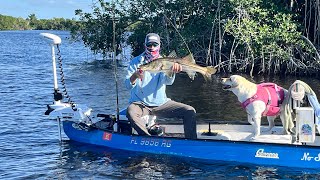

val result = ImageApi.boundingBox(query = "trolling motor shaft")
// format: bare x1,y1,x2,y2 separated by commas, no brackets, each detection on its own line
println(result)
40,33,62,102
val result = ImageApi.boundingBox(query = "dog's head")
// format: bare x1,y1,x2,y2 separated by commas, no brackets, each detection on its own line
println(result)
221,75,247,91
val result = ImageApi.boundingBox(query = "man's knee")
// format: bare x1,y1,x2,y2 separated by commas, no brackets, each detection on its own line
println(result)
185,105,196,115
126,104,138,118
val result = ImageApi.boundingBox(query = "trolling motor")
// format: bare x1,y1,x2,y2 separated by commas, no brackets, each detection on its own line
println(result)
41,33,97,141
41,33,64,141
41,33,63,104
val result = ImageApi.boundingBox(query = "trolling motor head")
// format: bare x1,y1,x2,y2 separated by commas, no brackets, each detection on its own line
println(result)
40,33,62,45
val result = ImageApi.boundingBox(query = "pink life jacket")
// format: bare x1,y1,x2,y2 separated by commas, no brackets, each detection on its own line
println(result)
241,83,285,116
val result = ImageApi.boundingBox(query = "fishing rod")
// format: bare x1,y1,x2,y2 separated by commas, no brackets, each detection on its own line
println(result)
111,3,120,131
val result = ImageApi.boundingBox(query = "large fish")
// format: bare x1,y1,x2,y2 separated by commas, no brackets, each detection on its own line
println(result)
139,52,217,81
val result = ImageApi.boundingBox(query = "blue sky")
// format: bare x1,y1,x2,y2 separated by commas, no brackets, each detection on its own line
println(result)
0,0,95,19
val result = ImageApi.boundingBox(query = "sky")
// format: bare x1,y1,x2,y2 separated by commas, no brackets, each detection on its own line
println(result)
0,0,95,19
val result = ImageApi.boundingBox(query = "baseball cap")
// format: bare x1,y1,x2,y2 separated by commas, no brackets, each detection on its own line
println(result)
145,33,160,45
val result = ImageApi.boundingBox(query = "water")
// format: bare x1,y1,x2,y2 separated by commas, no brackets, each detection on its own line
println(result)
1,30,320,179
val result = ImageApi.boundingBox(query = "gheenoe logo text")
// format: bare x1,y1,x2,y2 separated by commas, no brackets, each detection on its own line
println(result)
255,149,279,159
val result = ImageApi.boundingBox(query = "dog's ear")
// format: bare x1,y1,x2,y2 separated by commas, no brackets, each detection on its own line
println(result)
230,75,237,82
230,75,242,86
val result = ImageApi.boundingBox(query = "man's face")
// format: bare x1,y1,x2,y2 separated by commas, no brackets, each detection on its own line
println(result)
145,42,159,52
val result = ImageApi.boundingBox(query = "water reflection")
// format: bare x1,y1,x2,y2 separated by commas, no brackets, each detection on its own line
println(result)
56,141,207,179
53,140,320,179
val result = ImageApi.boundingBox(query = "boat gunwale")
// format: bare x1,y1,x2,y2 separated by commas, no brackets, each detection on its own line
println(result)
63,120,320,148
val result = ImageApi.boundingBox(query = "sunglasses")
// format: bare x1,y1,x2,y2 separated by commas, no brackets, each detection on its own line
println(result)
146,42,159,48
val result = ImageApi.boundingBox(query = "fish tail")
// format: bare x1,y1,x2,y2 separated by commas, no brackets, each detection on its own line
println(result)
203,66,217,81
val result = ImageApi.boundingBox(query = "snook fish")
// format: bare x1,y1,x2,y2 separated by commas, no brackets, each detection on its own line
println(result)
139,53,217,81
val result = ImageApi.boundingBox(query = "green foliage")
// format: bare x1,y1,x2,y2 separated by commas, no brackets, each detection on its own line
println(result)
124,0,232,61
0,14,77,30
27,14,37,28
70,0,129,59
69,0,314,75
0,15,29,30
33,18,77,30
224,0,309,74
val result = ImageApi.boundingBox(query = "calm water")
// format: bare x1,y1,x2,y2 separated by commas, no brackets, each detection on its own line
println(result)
1,30,320,179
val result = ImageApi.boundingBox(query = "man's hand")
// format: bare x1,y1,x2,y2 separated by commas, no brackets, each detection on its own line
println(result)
130,69,144,85
172,62,182,73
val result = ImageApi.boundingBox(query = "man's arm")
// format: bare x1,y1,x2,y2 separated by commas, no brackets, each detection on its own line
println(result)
125,60,138,89
130,69,144,85
125,56,144,89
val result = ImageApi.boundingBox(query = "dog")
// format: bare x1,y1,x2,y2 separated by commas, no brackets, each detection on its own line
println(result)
221,75,290,139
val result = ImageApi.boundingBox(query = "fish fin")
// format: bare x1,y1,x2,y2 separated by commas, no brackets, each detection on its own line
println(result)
167,51,177,58
185,70,196,80
202,66,217,81
165,70,175,78
181,54,196,64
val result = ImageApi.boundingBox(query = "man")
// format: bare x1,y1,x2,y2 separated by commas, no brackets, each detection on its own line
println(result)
125,33,197,139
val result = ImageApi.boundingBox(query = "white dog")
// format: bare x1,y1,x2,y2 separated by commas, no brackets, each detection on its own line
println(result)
221,75,290,139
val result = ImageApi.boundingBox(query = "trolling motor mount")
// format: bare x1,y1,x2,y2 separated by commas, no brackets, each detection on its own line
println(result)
54,89,63,101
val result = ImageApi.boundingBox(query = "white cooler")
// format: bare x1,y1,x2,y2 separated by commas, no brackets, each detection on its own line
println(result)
296,107,315,143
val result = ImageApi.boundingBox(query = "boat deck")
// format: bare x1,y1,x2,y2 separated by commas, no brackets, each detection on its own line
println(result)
161,124,320,146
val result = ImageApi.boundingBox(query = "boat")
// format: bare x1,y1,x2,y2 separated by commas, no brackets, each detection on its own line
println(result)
41,33,320,169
